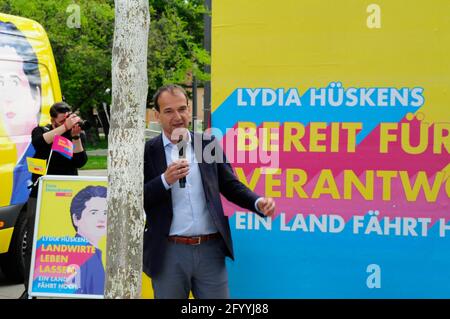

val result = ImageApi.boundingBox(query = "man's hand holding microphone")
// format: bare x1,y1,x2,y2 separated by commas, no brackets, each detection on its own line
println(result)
164,134,189,187
164,159,189,186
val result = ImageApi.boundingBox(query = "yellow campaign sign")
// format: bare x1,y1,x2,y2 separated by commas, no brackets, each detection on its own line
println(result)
28,175,155,299
26,157,47,175
29,176,108,298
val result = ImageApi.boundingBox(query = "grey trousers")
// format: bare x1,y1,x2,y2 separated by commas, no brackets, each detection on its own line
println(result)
151,238,230,299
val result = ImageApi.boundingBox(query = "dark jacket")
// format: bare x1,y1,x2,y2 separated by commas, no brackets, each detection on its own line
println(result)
143,132,261,277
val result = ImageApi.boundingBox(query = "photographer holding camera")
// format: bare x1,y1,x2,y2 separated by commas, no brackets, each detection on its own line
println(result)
20,101,88,298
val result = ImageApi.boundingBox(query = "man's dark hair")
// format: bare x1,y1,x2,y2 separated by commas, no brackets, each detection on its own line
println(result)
152,84,189,112
49,101,72,118
0,20,41,102
70,186,107,231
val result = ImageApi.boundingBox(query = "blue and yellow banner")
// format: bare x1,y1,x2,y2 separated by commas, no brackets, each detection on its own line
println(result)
212,0,450,298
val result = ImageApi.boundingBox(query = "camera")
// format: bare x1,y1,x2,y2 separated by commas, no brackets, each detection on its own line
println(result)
77,119,91,131
67,112,91,131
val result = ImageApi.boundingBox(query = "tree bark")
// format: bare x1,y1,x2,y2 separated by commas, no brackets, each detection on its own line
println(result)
105,0,150,299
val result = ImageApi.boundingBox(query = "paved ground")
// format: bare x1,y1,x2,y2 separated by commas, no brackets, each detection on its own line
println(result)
85,126,161,157
79,169,107,176
0,269,23,299
86,149,108,156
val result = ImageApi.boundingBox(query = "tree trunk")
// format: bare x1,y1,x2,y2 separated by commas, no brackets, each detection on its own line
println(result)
105,0,150,299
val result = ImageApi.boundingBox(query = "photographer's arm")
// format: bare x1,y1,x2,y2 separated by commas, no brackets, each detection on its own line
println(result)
71,125,84,153
70,124,88,168
42,113,80,144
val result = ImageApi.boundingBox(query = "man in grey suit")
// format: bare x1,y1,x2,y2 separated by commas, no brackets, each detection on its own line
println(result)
143,84,275,299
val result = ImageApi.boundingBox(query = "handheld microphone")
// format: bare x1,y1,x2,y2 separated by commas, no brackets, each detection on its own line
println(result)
177,135,186,188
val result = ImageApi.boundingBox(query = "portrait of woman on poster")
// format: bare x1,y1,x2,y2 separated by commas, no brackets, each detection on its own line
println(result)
69,185,107,295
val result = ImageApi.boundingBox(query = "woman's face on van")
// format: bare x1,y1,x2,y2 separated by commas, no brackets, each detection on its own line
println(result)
0,46,40,137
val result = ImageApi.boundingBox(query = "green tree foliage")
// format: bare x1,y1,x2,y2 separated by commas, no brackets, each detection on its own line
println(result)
0,0,209,120
148,0,210,96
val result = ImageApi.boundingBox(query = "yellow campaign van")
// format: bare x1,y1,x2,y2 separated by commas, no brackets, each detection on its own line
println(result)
0,12,61,281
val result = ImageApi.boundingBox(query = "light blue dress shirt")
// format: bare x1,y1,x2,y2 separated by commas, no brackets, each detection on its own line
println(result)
160,133,218,236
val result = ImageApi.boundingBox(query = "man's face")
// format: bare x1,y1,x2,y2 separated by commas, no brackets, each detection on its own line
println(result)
73,196,107,246
155,90,191,141
0,46,40,137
